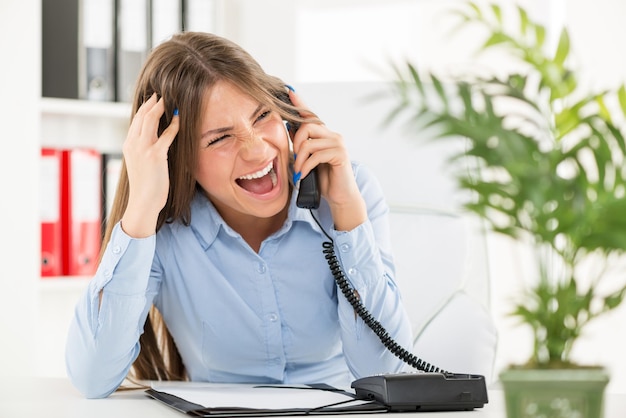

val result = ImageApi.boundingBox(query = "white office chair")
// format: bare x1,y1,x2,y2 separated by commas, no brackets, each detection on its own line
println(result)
296,81,498,383
389,206,496,380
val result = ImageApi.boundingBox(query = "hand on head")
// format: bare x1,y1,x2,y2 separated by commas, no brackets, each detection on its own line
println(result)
121,93,179,238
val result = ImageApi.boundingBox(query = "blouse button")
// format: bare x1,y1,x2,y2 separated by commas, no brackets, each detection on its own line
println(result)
257,263,267,274
340,243,351,253
348,267,357,276
112,245,121,254
268,313,278,322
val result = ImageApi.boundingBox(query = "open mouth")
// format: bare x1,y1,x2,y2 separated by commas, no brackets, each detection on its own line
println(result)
236,160,278,195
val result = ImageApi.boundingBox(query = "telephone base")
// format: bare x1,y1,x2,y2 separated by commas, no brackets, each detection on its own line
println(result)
351,372,488,412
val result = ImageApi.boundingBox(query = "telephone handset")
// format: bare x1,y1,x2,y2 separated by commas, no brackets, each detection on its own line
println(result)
275,90,320,209
295,170,321,209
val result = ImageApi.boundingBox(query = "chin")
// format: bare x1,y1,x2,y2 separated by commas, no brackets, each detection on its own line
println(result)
251,191,290,218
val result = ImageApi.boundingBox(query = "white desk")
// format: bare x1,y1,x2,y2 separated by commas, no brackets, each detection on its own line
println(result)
1,378,625,418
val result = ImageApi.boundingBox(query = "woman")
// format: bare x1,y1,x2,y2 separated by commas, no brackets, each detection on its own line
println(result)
65,32,412,398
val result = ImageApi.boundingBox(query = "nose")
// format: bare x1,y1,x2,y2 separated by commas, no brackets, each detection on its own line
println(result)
239,129,270,161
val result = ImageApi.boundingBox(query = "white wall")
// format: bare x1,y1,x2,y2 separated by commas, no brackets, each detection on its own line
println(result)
0,0,40,377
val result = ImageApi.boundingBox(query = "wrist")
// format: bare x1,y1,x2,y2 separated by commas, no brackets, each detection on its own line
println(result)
329,198,367,232
121,204,160,238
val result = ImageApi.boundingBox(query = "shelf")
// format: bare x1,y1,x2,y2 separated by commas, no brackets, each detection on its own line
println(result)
40,97,131,119
40,98,130,153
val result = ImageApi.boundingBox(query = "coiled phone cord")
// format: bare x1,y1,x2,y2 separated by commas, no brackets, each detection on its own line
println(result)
311,210,446,374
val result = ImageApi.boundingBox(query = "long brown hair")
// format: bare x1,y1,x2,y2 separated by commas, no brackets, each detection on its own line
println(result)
102,32,308,382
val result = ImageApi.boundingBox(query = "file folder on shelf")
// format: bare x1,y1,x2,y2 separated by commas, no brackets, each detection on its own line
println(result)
80,0,116,101
42,0,80,99
40,149,64,277
62,149,103,276
116,0,150,102
42,0,115,101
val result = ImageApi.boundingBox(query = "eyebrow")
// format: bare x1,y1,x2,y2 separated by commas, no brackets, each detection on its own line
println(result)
200,103,265,139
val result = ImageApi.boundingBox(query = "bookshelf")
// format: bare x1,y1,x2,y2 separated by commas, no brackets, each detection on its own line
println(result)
39,99,129,285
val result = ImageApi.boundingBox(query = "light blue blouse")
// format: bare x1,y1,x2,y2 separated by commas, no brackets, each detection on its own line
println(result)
65,162,412,398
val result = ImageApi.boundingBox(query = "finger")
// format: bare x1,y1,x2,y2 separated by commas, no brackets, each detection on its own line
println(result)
293,129,345,174
292,122,334,156
287,88,304,107
128,93,158,139
293,136,325,175
288,89,317,119
140,96,167,144
156,109,180,152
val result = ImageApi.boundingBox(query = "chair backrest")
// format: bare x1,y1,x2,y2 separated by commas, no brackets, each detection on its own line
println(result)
388,205,496,378
297,82,497,380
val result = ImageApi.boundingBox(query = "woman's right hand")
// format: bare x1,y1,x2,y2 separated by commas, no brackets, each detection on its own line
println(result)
121,94,179,238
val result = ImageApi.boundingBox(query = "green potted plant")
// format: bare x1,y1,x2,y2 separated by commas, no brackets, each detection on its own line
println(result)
384,2,626,417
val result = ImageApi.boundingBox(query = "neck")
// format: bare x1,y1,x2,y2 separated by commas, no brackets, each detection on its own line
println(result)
221,204,289,253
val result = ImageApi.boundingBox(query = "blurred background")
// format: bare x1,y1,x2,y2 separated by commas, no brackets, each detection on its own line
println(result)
1,0,625,392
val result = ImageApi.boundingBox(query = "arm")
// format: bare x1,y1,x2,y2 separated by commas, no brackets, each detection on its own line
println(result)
65,223,160,398
66,95,178,398
331,163,413,378
289,91,411,377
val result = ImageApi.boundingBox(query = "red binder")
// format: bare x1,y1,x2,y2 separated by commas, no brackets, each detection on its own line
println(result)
61,148,103,276
40,148,64,277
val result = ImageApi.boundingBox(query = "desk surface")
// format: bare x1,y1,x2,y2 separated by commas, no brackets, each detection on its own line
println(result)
1,377,625,418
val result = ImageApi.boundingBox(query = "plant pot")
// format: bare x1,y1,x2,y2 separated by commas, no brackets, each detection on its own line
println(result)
499,368,610,418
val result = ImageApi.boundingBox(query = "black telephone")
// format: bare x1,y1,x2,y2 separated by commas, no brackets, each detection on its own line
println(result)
350,373,488,412
276,90,320,209
320,237,489,411
278,87,486,411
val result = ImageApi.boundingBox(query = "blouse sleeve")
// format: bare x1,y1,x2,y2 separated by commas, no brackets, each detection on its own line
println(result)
331,163,413,378
65,222,161,398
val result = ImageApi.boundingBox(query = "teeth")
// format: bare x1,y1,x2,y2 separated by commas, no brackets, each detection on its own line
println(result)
270,169,277,187
239,162,273,180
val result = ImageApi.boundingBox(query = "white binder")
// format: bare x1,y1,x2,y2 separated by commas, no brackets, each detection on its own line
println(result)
80,0,116,101
116,0,150,102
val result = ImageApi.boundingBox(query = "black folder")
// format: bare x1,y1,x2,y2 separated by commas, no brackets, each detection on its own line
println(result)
145,384,388,417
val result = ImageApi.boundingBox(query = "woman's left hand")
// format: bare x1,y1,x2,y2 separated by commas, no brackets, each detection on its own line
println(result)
289,90,367,231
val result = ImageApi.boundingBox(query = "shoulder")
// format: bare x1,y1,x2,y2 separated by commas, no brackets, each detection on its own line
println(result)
350,160,370,177
351,161,385,199
351,161,380,185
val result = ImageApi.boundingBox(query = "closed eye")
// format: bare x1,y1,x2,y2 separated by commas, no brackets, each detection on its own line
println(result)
255,110,271,123
202,106,271,147
206,134,230,147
